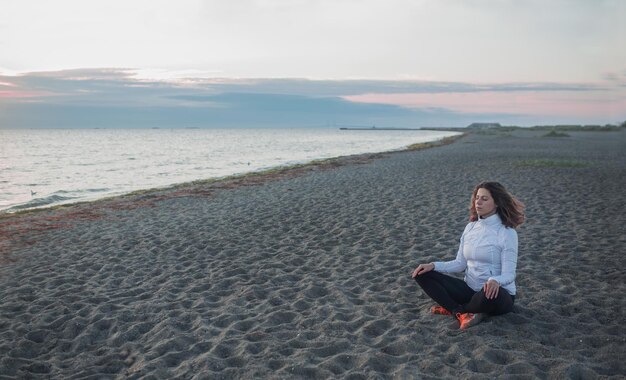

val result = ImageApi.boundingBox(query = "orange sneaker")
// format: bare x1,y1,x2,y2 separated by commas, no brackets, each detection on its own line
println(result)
455,312,485,330
430,306,452,316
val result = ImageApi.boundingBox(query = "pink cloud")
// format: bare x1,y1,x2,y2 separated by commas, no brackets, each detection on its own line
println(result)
0,90,54,98
343,91,626,119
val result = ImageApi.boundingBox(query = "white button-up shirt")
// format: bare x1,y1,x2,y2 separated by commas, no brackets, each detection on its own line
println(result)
433,213,518,295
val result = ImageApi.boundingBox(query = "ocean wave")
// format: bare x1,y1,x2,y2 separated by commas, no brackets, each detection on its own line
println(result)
55,188,110,195
5,194,77,212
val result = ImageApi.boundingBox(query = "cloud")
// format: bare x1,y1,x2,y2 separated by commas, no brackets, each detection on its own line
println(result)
2,68,603,102
1,68,624,128
603,69,626,88
3,1,625,82
184,78,604,97
344,91,626,121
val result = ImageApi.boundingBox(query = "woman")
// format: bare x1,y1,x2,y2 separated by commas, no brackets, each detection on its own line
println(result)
412,181,525,330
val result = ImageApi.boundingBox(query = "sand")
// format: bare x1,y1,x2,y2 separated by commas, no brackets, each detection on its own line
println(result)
1,129,625,379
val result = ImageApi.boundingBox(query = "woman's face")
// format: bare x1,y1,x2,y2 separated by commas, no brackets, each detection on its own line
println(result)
475,188,497,218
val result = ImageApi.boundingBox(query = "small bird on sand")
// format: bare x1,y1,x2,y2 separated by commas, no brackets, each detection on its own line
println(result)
30,190,37,196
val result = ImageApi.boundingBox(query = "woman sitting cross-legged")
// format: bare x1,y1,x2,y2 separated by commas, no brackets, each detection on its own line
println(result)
412,181,525,330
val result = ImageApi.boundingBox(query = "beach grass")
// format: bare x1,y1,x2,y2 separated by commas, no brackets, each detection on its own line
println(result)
542,130,570,138
405,133,466,150
514,158,588,168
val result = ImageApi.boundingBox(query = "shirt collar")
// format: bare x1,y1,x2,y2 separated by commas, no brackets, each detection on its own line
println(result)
478,212,502,226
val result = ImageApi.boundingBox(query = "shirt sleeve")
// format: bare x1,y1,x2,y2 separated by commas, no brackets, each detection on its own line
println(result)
488,228,518,286
433,223,470,273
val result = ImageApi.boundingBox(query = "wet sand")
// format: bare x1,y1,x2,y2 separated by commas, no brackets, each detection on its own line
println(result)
1,129,625,379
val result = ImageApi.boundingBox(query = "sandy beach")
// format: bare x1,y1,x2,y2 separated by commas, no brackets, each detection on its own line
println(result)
1,129,625,379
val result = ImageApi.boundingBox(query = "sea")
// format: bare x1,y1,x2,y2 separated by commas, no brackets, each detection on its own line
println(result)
0,128,459,213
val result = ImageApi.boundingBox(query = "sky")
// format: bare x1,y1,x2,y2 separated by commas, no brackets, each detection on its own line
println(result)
1,0,625,128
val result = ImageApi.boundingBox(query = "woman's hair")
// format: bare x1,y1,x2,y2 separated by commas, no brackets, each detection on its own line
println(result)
469,181,525,228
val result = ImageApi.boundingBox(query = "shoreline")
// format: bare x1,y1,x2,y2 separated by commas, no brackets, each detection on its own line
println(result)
0,133,464,219
1,131,462,215
1,129,624,378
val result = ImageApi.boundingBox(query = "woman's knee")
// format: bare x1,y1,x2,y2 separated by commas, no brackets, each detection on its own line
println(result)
492,290,514,315
414,270,437,285
473,289,514,315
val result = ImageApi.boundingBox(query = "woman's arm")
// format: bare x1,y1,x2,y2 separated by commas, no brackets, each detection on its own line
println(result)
488,228,518,286
432,223,471,273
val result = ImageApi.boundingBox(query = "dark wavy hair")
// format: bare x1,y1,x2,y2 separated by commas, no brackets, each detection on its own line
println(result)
469,181,525,228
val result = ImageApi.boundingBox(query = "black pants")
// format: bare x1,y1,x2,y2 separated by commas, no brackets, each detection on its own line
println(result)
414,271,514,315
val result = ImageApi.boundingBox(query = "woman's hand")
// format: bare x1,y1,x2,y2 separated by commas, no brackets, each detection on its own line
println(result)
483,279,500,299
412,263,434,278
